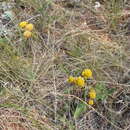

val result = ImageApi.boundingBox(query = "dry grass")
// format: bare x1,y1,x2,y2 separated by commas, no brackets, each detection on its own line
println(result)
0,0,130,130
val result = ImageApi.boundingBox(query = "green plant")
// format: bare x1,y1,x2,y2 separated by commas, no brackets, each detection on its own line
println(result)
95,83,116,100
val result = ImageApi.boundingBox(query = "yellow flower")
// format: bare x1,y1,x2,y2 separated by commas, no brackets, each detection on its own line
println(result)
23,31,32,38
82,69,92,79
25,23,34,31
76,76,85,87
88,99,94,105
68,76,75,83
19,21,28,28
89,91,96,99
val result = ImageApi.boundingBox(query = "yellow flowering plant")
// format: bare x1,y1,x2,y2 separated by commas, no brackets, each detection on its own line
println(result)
67,68,96,106
89,91,96,99
75,76,85,88
88,99,94,105
68,76,75,83
19,21,28,28
19,21,34,39
25,23,34,31
23,31,32,38
66,68,116,119
89,88,96,99
82,69,93,79
67,68,93,88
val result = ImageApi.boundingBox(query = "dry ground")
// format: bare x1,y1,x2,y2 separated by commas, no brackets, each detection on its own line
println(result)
0,0,130,130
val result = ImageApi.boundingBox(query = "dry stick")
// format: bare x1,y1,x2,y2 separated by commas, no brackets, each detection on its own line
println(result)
103,100,128,115
124,124,130,130
53,92,124,130
92,80,130,88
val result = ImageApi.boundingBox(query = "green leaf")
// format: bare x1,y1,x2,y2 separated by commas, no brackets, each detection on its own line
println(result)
95,83,108,100
59,64,70,74
59,114,66,122
67,46,82,57
25,69,36,81
64,87,73,94
108,88,116,95
0,86,6,96
95,83,116,100
22,66,36,81
0,38,8,43
74,102,87,119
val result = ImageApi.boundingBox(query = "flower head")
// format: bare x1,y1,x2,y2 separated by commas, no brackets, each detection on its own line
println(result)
89,90,96,99
88,99,94,105
82,69,92,79
23,31,32,38
76,76,85,88
19,21,28,28
25,23,34,31
68,76,75,83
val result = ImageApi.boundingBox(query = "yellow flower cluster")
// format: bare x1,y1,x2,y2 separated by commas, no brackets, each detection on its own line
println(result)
89,88,96,99
88,88,96,105
88,99,94,105
19,21,34,38
68,76,75,83
68,76,85,88
82,69,93,79
68,69,96,106
75,77,85,87
68,68,93,88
